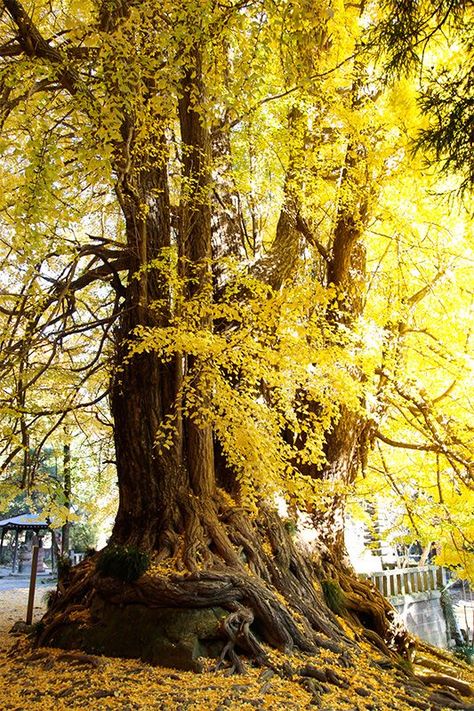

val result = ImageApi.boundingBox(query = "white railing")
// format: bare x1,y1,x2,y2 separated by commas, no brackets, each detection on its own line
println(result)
369,565,449,597
70,551,85,565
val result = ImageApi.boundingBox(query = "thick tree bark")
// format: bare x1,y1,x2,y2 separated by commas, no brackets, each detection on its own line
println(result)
110,152,187,550
178,47,216,506
107,45,240,572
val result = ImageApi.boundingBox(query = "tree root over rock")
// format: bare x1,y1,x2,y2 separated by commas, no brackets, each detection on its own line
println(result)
29,508,473,711
37,505,355,672
216,606,268,673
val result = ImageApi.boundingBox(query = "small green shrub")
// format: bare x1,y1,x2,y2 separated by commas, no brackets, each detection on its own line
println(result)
57,555,71,580
453,644,474,666
32,620,45,637
96,545,150,583
42,589,57,609
321,579,346,615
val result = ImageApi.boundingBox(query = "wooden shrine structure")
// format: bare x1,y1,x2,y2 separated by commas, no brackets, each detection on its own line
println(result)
0,513,51,573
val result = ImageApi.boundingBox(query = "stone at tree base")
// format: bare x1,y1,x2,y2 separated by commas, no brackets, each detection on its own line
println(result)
10,620,35,635
46,596,228,671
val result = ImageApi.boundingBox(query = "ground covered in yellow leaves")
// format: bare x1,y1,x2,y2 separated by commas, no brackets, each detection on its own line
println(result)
1,585,473,710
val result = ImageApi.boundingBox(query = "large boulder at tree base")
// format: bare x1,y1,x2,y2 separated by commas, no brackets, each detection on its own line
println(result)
46,596,228,671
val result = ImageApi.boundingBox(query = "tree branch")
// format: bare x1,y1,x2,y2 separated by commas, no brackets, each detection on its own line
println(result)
295,212,329,262
3,0,90,98
405,266,447,306
63,255,129,296
375,430,440,452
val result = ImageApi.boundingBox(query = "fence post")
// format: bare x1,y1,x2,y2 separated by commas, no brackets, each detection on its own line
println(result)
26,545,39,625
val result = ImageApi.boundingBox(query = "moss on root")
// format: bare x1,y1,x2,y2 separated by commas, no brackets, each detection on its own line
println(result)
95,545,150,583
322,579,347,615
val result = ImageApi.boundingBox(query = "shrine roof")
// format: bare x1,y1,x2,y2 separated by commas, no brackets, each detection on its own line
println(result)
0,513,50,531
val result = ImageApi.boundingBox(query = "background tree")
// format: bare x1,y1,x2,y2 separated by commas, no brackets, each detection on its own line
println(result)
373,0,474,193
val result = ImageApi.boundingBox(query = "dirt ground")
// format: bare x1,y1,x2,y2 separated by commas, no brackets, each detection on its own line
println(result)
0,584,473,710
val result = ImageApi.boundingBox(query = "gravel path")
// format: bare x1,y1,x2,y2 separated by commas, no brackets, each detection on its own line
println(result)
0,583,54,654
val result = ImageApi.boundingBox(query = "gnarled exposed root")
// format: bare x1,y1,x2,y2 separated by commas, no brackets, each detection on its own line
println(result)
37,514,350,670
90,567,327,654
328,566,414,658
216,606,269,673
36,503,408,671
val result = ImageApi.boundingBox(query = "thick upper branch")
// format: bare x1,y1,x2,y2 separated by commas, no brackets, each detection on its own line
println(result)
2,0,88,97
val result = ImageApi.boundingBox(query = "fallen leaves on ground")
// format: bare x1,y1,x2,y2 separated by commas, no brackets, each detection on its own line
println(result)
1,586,473,710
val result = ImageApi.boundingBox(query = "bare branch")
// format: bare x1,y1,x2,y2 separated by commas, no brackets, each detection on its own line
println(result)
295,212,329,262
376,430,440,452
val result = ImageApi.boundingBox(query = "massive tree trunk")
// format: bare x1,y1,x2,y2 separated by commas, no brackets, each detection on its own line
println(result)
35,44,355,671
34,141,373,688
0,3,402,675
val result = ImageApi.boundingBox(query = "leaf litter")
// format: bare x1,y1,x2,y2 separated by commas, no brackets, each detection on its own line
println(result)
0,586,473,710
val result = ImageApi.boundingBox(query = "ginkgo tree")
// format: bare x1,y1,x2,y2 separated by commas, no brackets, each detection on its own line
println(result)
0,0,472,674
353,160,474,581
